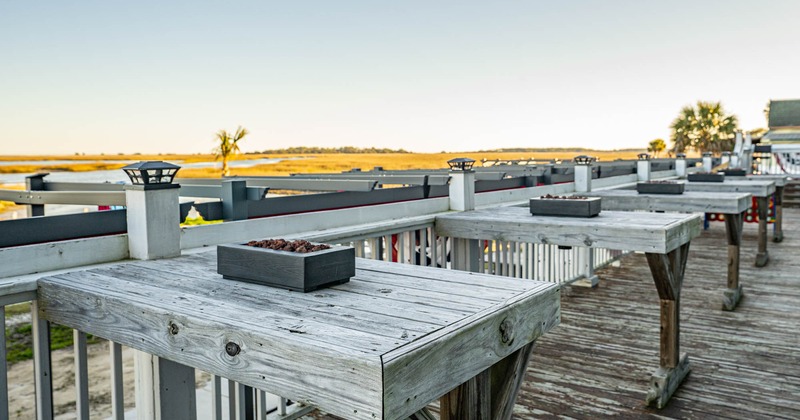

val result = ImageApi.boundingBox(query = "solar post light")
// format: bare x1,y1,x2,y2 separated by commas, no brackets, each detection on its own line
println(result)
573,155,595,165
447,157,475,172
122,161,181,190
638,153,652,161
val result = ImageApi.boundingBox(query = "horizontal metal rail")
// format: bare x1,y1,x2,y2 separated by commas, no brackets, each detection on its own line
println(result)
176,177,378,192
0,190,126,206
0,209,127,248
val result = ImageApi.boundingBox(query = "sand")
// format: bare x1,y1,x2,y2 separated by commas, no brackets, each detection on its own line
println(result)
7,341,213,419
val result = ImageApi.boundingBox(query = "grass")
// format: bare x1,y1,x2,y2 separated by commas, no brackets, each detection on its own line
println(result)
177,151,646,178
0,184,23,214
0,150,646,179
5,323,101,364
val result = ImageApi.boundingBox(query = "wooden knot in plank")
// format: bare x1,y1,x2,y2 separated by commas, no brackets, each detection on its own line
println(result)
499,318,514,345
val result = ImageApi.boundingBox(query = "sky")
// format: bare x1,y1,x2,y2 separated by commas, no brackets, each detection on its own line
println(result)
2,1,800,155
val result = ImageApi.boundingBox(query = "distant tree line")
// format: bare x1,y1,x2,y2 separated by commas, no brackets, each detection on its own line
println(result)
253,146,410,154
477,147,644,153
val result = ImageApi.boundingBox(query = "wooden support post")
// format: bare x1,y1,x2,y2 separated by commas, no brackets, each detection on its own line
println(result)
439,342,535,420
723,212,744,311
134,354,197,420
645,243,691,408
773,186,784,243
489,342,535,420
755,196,769,267
440,370,490,420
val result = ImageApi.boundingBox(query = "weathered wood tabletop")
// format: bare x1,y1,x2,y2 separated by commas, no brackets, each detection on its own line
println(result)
582,190,751,310
435,207,702,409
37,253,560,420
685,179,776,266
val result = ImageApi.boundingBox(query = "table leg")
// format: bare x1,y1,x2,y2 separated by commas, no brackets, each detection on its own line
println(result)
773,186,784,243
723,212,744,311
407,408,437,420
756,196,770,267
439,342,535,420
645,243,691,409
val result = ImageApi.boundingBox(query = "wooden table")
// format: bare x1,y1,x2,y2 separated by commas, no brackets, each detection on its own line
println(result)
37,253,560,420
584,190,751,310
745,174,791,242
684,179,776,266
435,208,702,408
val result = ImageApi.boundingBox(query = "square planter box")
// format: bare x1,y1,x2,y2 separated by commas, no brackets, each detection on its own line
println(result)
636,182,685,195
217,243,355,292
723,169,747,177
530,196,602,218
687,173,725,183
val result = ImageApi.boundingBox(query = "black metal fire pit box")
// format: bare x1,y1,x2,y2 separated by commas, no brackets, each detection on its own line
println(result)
217,244,355,292
529,196,602,217
722,169,747,177
687,173,725,183
636,182,685,195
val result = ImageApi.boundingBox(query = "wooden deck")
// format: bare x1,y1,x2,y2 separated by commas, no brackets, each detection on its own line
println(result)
516,207,800,419
311,207,800,419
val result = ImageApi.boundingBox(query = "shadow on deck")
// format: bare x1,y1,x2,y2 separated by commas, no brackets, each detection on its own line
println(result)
311,208,800,419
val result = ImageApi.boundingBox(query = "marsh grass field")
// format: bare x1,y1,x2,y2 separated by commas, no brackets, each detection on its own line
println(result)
0,150,645,177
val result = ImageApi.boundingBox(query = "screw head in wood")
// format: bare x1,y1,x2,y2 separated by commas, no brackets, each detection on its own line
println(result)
225,341,241,356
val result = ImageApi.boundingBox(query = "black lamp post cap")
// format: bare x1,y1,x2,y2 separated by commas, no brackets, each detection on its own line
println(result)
573,155,595,165
447,157,476,171
676,153,686,159
637,153,651,161
702,152,713,157
122,161,181,189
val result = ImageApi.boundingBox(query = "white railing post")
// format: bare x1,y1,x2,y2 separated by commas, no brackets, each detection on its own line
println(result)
572,155,599,286
675,153,687,177
573,155,594,193
124,183,181,260
121,162,196,419
637,153,652,182
134,353,197,420
743,132,754,174
447,158,481,272
702,152,713,173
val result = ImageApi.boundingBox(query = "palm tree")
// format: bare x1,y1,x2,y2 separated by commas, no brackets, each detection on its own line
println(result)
647,139,666,157
213,126,249,176
669,101,738,154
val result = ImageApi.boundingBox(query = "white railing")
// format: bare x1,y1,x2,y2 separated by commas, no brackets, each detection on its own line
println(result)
755,151,800,175
0,172,653,418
